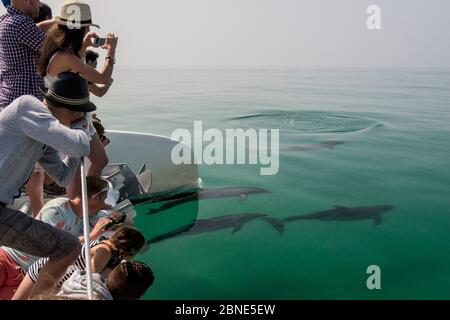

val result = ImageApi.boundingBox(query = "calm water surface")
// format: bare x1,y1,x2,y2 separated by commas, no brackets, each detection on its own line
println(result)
94,67,450,299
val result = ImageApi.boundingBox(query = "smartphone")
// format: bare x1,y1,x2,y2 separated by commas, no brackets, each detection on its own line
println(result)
109,200,135,218
94,37,106,47
105,213,126,230
104,200,136,230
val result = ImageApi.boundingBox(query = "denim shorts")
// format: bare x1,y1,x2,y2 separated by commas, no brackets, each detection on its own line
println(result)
0,206,79,260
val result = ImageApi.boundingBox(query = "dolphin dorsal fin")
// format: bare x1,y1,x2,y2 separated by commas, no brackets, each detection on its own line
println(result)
231,223,244,234
373,216,382,226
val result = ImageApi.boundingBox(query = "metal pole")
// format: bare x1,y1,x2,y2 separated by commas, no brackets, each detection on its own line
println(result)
80,157,94,299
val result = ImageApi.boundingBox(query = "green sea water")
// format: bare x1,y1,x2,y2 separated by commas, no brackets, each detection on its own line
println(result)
94,67,450,299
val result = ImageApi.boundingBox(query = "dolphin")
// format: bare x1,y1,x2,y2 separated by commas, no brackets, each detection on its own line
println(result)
260,217,285,235
281,140,344,152
283,205,394,226
147,213,275,244
146,187,271,214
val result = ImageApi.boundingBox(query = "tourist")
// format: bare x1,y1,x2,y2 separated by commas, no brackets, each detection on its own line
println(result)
0,72,94,300
13,225,146,299
37,0,118,199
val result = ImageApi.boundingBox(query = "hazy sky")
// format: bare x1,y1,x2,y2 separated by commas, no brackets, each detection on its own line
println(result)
1,0,449,67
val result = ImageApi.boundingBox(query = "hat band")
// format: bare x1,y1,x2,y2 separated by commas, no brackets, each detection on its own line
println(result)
47,89,90,106
59,17,94,25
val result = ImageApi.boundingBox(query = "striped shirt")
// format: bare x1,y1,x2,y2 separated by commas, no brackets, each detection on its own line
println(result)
28,237,106,285
0,6,45,108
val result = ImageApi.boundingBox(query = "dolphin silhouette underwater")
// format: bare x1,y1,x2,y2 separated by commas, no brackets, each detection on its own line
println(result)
144,205,393,246
281,140,344,152
144,187,271,215
283,205,394,226
147,213,283,245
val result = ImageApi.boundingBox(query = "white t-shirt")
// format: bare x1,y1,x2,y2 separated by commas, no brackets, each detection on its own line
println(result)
3,197,106,270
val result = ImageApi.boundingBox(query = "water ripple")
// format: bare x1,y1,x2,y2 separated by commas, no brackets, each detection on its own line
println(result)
229,111,381,134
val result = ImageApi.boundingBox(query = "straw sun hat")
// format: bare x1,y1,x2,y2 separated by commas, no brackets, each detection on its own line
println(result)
55,0,100,29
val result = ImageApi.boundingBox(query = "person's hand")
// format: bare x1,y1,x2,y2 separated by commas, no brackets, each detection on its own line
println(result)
90,218,111,239
102,203,112,210
83,31,100,49
108,212,122,222
104,33,118,52
100,135,110,147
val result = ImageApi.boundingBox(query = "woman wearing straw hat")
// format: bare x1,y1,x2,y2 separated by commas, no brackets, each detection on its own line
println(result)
37,0,118,200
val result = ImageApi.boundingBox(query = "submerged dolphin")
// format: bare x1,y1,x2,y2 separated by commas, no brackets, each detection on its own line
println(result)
283,205,394,226
147,213,279,244
146,187,271,214
282,140,344,152
260,216,285,235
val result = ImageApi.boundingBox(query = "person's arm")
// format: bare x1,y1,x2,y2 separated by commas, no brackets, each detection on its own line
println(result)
56,52,114,85
37,148,82,188
37,18,56,33
90,245,111,273
89,82,112,98
18,97,90,158
54,33,118,85
79,218,111,244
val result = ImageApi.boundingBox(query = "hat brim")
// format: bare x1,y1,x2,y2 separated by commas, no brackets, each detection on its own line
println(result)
41,87,97,113
55,16,100,29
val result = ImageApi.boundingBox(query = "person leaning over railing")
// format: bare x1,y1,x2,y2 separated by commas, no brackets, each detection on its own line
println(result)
0,176,116,300
0,72,93,300
13,226,146,300
31,260,155,300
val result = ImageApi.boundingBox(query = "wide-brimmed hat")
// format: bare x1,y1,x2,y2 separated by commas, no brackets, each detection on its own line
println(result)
41,72,97,113
55,0,100,29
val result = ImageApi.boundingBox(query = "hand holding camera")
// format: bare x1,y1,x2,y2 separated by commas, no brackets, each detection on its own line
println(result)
94,37,106,47
83,31,100,50
104,33,118,53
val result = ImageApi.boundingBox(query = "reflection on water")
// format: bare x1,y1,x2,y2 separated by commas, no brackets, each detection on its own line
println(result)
131,187,270,215
229,111,382,134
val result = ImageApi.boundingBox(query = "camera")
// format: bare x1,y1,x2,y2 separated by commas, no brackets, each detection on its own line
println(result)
104,199,136,230
94,37,106,47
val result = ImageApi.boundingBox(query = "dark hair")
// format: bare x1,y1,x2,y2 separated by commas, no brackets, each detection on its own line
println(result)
85,50,99,64
107,261,155,300
109,226,146,262
85,176,109,198
37,24,87,77
34,3,53,24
